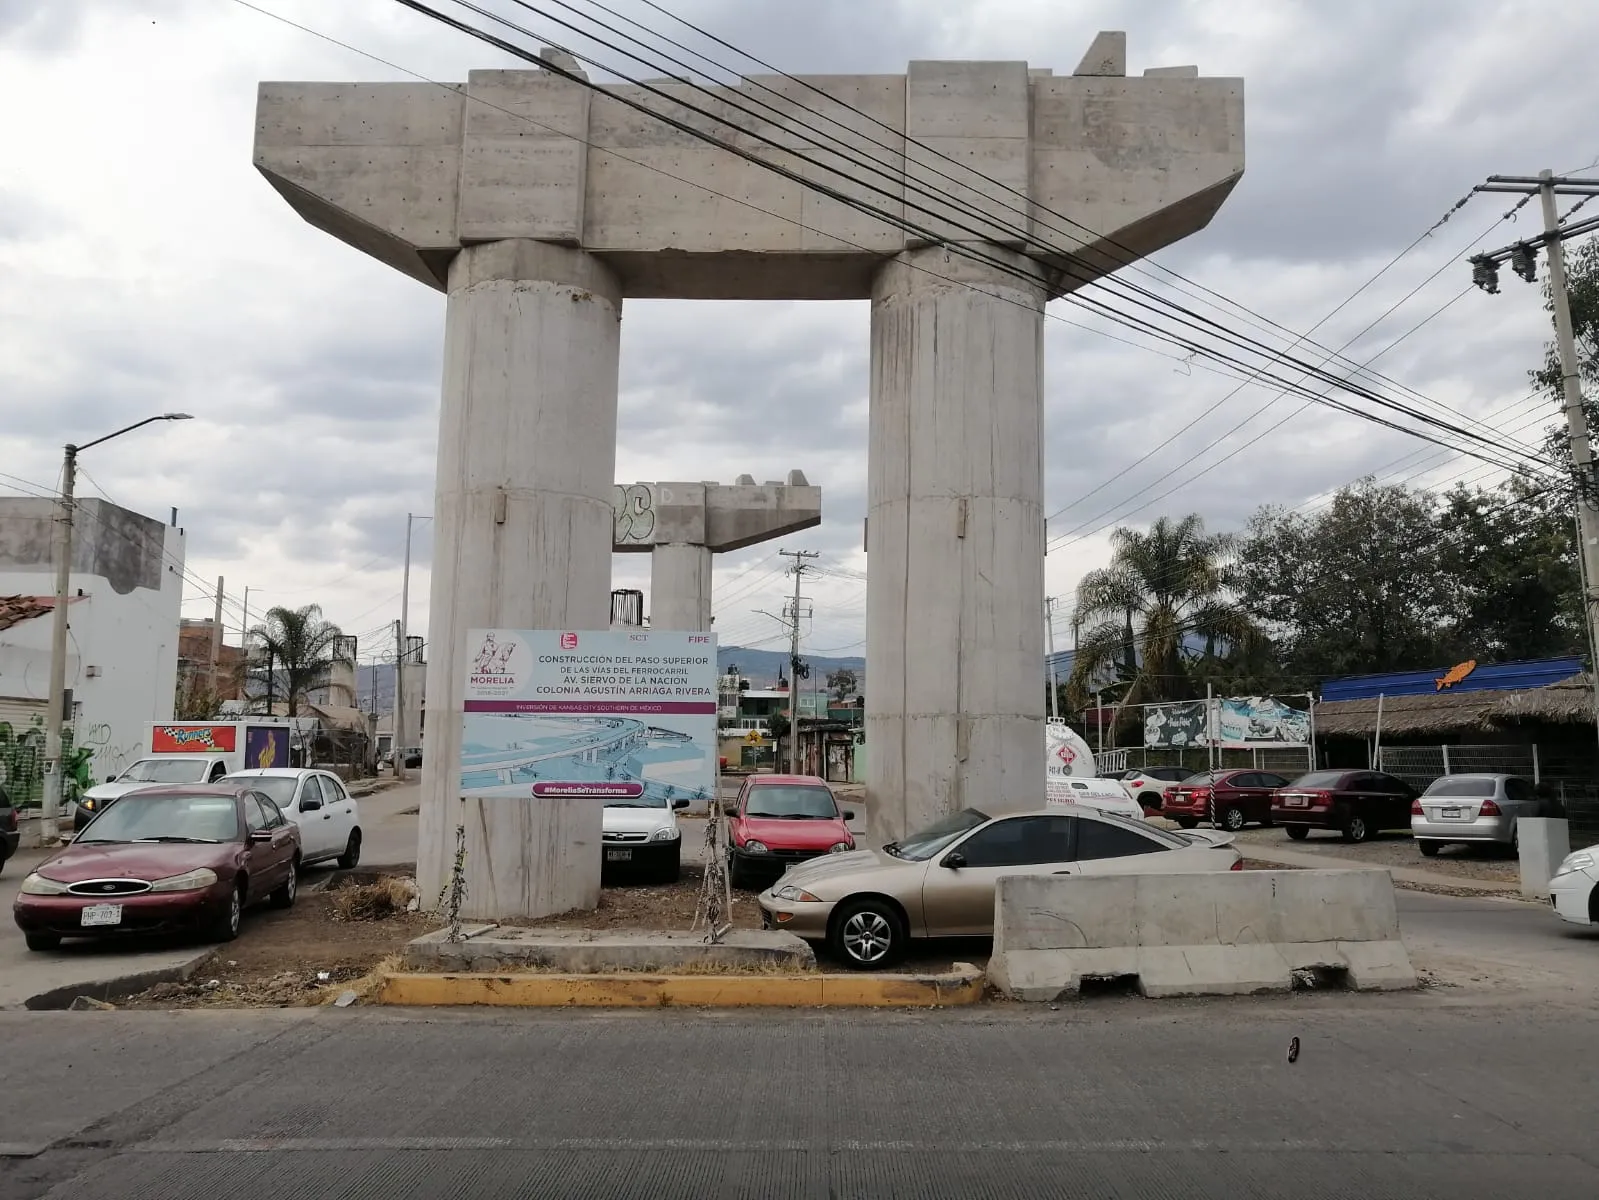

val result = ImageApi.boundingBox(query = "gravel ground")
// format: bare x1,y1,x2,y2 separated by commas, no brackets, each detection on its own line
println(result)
1226,826,1519,882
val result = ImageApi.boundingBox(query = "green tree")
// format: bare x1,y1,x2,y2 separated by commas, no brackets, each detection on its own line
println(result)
1066,515,1255,718
1536,237,1599,471
250,604,351,717
1236,479,1454,677
826,668,858,703
1438,475,1584,660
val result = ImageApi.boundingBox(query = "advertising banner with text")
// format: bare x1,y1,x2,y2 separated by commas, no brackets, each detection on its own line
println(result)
460,629,718,805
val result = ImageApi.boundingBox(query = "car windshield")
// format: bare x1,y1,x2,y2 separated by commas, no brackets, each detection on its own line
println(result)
231,775,298,807
77,791,239,844
606,792,668,809
745,785,838,819
1424,777,1500,797
887,808,990,861
1288,770,1347,789
117,759,210,784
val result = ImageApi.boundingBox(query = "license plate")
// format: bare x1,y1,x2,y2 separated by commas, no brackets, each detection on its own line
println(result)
80,904,123,927
1442,807,1462,818
1285,796,1307,807
605,849,632,862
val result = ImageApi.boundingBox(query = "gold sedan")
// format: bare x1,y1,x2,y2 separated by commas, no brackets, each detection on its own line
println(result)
756,804,1241,968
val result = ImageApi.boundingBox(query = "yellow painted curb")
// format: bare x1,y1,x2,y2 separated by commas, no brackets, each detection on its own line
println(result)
376,965,985,1008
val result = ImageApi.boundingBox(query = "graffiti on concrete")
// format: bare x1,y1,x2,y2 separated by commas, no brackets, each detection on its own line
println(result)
613,483,656,544
0,717,46,807
79,722,140,782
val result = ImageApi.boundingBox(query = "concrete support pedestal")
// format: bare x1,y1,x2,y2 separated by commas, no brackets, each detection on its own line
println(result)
650,542,713,632
865,248,1049,844
418,240,622,919
1518,817,1571,899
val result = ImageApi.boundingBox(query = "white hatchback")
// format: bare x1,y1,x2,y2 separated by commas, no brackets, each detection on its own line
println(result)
1549,846,1599,927
225,769,363,869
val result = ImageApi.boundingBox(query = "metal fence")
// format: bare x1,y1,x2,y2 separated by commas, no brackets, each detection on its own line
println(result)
1095,745,1313,779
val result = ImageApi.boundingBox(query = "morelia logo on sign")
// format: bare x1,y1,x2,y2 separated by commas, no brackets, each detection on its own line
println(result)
151,724,238,753
470,632,519,685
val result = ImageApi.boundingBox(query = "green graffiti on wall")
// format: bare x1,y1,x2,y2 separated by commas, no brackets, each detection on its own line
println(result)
0,717,90,809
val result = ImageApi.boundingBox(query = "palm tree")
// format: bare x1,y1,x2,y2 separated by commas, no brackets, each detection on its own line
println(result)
251,604,351,717
1066,515,1255,723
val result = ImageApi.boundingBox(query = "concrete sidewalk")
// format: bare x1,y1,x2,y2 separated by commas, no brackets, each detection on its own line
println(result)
1238,842,1523,893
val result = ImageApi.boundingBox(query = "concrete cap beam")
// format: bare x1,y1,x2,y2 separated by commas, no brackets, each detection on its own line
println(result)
612,478,822,553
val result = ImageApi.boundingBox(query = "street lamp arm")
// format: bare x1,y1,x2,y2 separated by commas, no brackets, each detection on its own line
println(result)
74,412,193,454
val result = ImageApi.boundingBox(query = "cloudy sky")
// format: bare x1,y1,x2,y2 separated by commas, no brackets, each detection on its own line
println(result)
2,0,1592,677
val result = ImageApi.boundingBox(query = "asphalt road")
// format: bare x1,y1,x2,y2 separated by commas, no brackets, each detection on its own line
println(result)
3,999,1598,1199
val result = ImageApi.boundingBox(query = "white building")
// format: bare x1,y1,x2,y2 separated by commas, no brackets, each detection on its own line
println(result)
0,498,186,799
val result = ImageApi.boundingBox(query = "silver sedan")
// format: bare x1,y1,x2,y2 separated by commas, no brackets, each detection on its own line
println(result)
1410,773,1542,856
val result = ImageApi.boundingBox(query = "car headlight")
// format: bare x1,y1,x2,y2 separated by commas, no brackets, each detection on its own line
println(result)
773,884,821,903
742,840,769,854
148,867,219,893
78,797,99,812
828,841,852,853
1555,851,1594,875
19,873,71,896
650,826,678,842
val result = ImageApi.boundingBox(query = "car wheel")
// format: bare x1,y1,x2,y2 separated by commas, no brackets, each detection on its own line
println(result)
337,830,362,870
1509,825,1519,857
1417,839,1440,857
212,881,245,942
1342,814,1371,843
270,858,300,909
1220,806,1246,832
1285,825,1309,841
24,932,61,952
829,898,905,970
1175,817,1198,830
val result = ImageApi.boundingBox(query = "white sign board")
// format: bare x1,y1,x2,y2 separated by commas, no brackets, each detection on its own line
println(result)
1045,720,1097,803
460,629,717,807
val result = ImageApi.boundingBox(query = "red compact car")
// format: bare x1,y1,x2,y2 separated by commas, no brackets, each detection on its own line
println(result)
725,774,856,889
1162,770,1291,831
12,784,301,951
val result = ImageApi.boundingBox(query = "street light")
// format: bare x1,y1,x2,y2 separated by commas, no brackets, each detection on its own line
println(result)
40,412,194,842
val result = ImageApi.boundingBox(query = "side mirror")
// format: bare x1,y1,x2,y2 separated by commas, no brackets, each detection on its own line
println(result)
300,798,322,812
672,799,690,810
940,851,966,869
106,774,117,783
843,809,856,821
722,805,738,818
249,829,273,843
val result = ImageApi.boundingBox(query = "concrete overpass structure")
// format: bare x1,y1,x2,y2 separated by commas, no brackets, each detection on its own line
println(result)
254,32,1244,917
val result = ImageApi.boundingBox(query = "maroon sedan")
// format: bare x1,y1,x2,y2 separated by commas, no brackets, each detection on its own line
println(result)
12,784,301,952
1162,770,1291,831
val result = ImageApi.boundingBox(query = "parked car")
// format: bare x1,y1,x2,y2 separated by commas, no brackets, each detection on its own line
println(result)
602,791,690,882
726,774,856,889
1548,845,1599,927
1,783,19,876
1410,773,1540,856
1048,776,1147,821
72,755,233,832
1117,767,1193,813
224,768,363,869
1271,769,1418,843
1163,769,1291,831
756,804,1241,968
12,784,301,951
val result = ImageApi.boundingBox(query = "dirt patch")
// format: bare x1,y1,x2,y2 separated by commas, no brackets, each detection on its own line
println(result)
1229,828,1519,883
1240,858,1304,871
1392,880,1537,901
507,863,763,932
119,885,435,1009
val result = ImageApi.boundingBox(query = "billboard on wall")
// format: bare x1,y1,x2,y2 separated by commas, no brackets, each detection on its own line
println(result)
1144,696,1311,749
459,629,718,805
151,723,238,754
244,725,290,770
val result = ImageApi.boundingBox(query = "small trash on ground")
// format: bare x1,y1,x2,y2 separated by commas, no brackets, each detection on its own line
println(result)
68,996,115,1011
316,970,331,982
334,990,359,1008
203,979,220,990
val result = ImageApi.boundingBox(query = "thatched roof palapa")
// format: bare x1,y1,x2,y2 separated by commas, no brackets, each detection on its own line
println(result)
1313,673,1595,738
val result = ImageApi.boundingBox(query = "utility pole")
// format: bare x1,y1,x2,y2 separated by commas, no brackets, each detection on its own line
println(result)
1471,170,1599,749
1044,596,1059,721
210,576,224,700
778,548,818,774
395,512,415,782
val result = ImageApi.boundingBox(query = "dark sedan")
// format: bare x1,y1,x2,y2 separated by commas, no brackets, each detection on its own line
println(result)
12,784,301,951
1271,769,1418,843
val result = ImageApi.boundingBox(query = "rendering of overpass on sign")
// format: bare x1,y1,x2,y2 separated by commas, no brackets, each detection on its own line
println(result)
461,717,708,805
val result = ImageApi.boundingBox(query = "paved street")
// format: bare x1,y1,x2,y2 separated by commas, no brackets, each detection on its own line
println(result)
3,998,1598,1198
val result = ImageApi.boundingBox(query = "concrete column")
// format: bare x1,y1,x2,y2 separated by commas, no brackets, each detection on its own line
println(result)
650,542,713,631
400,654,425,759
866,247,1048,844
418,239,622,919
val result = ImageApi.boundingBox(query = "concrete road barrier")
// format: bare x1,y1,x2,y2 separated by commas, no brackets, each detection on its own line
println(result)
987,869,1416,1001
